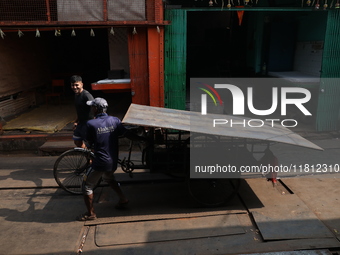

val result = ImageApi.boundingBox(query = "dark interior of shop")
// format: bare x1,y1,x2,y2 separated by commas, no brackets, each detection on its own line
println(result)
45,28,110,96
41,28,131,118
187,11,249,81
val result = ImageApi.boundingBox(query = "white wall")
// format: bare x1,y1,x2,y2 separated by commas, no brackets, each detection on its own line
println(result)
108,28,130,77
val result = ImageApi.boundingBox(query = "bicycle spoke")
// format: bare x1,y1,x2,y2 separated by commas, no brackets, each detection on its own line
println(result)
54,149,92,194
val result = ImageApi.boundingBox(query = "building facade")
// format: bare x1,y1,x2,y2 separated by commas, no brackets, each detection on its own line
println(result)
0,0,165,120
1,0,340,131
164,1,340,131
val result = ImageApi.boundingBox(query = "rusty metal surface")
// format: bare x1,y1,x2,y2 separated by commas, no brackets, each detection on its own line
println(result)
240,250,333,255
283,177,340,241
95,214,245,246
1,155,340,254
85,183,246,226
240,179,335,241
122,104,323,150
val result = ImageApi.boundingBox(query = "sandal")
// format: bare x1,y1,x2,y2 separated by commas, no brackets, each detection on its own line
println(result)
77,213,97,221
115,200,129,209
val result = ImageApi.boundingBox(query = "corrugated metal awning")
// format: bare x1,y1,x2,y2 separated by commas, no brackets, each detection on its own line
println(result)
122,104,323,151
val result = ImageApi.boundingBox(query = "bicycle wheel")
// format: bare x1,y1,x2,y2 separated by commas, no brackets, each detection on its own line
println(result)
53,148,93,194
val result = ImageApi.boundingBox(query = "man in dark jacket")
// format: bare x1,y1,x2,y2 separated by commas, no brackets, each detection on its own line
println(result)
77,97,145,221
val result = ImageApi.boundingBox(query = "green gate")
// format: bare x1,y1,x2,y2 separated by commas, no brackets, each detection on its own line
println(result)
316,10,340,131
164,9,187,110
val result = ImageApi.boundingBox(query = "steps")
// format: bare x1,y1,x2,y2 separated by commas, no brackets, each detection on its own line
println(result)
38,140,75,155
38,136,133,156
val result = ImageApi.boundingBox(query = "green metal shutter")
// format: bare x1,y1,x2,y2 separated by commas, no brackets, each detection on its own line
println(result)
164,9,187,110
316,10,340,131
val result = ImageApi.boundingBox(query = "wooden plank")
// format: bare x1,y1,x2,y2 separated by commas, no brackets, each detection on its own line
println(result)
95,214,245,246
122,103,322,150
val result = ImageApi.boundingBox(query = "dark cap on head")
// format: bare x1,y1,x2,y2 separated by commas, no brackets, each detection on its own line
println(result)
86,97,108,108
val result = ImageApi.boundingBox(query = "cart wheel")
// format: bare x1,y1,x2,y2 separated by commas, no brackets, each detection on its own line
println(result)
188,178,241,207
53,149,93,195
120,159,134,174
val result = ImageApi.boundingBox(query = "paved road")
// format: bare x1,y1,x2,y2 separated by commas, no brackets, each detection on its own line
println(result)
0,139,340,254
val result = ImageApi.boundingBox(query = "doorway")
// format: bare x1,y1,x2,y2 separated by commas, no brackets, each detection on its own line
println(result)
187,11,249,82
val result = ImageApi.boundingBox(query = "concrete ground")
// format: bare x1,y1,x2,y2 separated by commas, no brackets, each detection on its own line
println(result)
0,93,340,254
0,137,340,255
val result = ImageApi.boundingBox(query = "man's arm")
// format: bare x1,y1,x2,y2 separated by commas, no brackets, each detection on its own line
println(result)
85,122,95,148
73,117,79,130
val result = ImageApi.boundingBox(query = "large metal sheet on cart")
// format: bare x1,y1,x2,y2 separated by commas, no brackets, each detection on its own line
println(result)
122,104,322,150
240,179,335,241
95,214,245,246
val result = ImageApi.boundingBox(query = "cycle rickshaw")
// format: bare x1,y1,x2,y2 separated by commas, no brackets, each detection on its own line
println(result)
53,104,322,207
